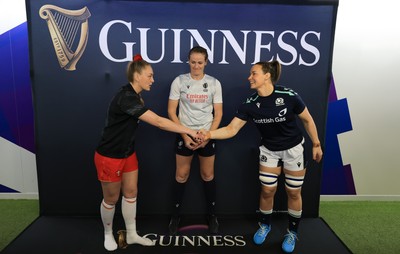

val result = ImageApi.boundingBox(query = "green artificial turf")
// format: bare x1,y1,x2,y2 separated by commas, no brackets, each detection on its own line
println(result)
0,199,39,251
319,201,400,254
1,200,399,253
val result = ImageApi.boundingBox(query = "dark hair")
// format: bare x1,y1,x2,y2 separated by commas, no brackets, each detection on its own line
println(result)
126,54,150,83
255,60,282,84
188,46,208,61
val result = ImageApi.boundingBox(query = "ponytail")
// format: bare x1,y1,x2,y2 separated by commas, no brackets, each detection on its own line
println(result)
255,60,282,84
126,54,150,82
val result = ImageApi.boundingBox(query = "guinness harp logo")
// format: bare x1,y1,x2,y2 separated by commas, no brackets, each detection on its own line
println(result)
39,5,91,71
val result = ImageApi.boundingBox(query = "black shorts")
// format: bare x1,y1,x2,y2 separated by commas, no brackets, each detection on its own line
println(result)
175,135,216,157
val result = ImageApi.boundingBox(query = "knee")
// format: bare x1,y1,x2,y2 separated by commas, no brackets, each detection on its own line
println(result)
122,185,138,198
123,189,137,199
102,190,120,205
176,173,189,183
122,189,137,199
200,172,214,181
103,195,119,206
286,188,301,201
260,187,276,199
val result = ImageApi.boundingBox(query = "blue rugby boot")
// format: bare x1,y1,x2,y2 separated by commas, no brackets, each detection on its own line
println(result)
282,229,298,253
253,222,271,245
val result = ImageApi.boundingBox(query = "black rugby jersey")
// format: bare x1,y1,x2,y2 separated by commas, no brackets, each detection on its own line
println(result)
96,84,148,158
235,85,306,151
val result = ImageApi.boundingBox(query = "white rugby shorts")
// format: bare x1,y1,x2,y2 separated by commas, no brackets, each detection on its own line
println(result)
259,139,305,171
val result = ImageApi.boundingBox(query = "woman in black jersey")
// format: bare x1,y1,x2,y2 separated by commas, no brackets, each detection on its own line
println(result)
94,55,201,251
200,60,323,253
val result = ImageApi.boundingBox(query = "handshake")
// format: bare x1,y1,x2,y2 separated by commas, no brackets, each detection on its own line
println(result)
187,129,211,150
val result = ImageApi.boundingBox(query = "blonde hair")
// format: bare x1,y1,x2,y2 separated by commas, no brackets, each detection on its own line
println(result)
126,54,150,83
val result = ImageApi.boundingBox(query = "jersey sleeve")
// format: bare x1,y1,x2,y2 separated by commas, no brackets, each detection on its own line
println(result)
293,93,306,114
119,92,148,118
213,79,223,104
235,102,251,121
169,76,181,100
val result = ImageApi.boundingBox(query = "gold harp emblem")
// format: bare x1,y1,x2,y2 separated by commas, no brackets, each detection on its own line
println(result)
39,5,91,71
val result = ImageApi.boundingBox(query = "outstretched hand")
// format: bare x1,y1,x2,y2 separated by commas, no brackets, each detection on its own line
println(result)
186,131,204,150
186,130,213,150
198,129,211,142
192,131,205,143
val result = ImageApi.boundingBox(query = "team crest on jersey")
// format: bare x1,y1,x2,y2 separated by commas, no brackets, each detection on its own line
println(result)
203,82,208,92
260,155,268,162
275,98,284,106
256,102,261,108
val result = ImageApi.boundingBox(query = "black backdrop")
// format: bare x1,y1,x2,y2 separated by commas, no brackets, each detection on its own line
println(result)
26,0,338,218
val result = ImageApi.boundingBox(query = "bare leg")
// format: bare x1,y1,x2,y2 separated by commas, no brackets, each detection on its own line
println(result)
259,165,281,211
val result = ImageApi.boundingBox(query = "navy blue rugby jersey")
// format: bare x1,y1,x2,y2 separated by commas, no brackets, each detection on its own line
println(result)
235,85,306,151
96,84,148,158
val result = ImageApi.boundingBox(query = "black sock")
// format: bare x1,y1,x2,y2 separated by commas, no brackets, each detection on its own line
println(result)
288,210,302,233
203,178,216,215
258,209,272,226
172,180,186,217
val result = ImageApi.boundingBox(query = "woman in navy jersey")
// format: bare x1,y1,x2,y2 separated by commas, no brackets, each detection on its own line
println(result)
94,55,201,251
200,60,323,253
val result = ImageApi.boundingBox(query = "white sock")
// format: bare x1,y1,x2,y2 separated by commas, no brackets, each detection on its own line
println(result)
104,233,118,251
101,200,117,251
122,196,155,246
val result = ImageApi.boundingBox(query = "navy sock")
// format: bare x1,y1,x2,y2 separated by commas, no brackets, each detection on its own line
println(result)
258,208,273,226
288,209,302,233
172,180,186,216
203,179,216,215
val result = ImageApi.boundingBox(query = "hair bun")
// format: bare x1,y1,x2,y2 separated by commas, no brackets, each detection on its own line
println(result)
133,54,143,62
